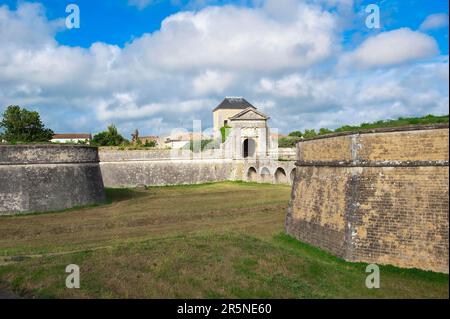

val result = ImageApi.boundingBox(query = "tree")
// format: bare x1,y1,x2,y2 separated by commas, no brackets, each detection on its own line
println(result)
144,140,156,147
278,136,301,148
186,138,220,152
303,129,317,139
0,105,54,143
92,124,127,146
318,128,332,135
288,131,303,137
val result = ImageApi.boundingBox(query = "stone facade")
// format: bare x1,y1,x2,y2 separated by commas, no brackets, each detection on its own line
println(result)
286,125,449,273
100,159,237,187
0,145,106,215
99,149,296,187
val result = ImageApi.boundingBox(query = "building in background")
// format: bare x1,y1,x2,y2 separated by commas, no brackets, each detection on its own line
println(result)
51,133,92,144
163,132,207,149
138,135,159,146
213,97,257,137
213,97,271,159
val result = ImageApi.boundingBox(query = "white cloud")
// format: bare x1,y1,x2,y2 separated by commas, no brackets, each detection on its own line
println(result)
0,2,63,49
0,2,447,137
123,4,338,72
340,28,439,69
420,13,449,31
254,58,449,131
192,70,234,95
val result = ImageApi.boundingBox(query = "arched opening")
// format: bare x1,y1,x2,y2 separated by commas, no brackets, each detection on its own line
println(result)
274,167,288,184
247,167,257,182
290,168,296,184
260,167,271,183
243,138,256,158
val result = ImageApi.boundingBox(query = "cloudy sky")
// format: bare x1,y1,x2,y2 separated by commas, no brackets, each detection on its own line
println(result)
0,0,448,137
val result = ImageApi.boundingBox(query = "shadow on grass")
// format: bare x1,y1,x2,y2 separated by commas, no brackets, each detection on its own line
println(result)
0,188,147,218
104,188,148,202
0,181,283,218
143,180,290,191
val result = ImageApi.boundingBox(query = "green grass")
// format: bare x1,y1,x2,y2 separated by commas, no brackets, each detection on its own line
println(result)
333,114,449,133
280,114,449,147
0,182,447,299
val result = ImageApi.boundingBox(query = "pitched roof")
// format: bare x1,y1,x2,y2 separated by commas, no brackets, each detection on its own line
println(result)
213,97,257,111
52,134,91,139
229,107,270,120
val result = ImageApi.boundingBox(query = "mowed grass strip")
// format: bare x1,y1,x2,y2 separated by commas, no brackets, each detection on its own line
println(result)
0,182,288,256
0,233,447,299
0,182,448,298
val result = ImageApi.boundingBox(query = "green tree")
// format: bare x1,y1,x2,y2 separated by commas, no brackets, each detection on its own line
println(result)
92,124,127,146
144,140,156,147
318,128,332,135
288,130,303,137
278,136,301,148
303,129,317,138
0,105,53,143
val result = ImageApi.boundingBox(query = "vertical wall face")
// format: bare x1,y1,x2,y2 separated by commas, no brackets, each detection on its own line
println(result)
98,149,239,187
100,160,237,187
0,145,106,215
287,166,352,257
286,125,449,273
352,166,449,272
213,109,242,136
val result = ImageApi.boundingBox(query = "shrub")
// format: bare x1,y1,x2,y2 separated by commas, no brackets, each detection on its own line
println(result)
92,124,127,146
220,125,231,143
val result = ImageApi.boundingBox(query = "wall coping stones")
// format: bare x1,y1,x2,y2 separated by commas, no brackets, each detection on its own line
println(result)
0,144,100,165
295,160,449,167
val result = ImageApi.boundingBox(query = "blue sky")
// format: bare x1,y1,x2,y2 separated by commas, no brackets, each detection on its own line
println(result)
0,0,448,136
3,0,448,51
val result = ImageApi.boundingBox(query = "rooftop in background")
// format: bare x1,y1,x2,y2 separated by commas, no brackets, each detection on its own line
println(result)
213,97,257,111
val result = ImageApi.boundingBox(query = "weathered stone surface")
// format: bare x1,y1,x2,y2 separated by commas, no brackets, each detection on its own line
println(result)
286,125,449,273
99,150,297,187
0,145,106,215
99,148,226,162
100,159,237,187
0,144,99,164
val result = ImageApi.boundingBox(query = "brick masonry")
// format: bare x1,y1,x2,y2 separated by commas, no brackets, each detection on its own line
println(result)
286,125,449,273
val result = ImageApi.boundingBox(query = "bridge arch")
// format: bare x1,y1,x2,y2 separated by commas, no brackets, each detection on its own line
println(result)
247,167,258,182
260,167,271,183
274,167,288,184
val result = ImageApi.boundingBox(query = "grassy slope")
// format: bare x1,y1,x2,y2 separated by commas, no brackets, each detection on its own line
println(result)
333,114,449,132
280,114,449,147
0,182,448,299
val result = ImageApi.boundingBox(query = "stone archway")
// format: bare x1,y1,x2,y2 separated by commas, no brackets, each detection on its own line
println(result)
247,167,258,182
260,167,271,183
274,167,288,184
243,138,256,158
